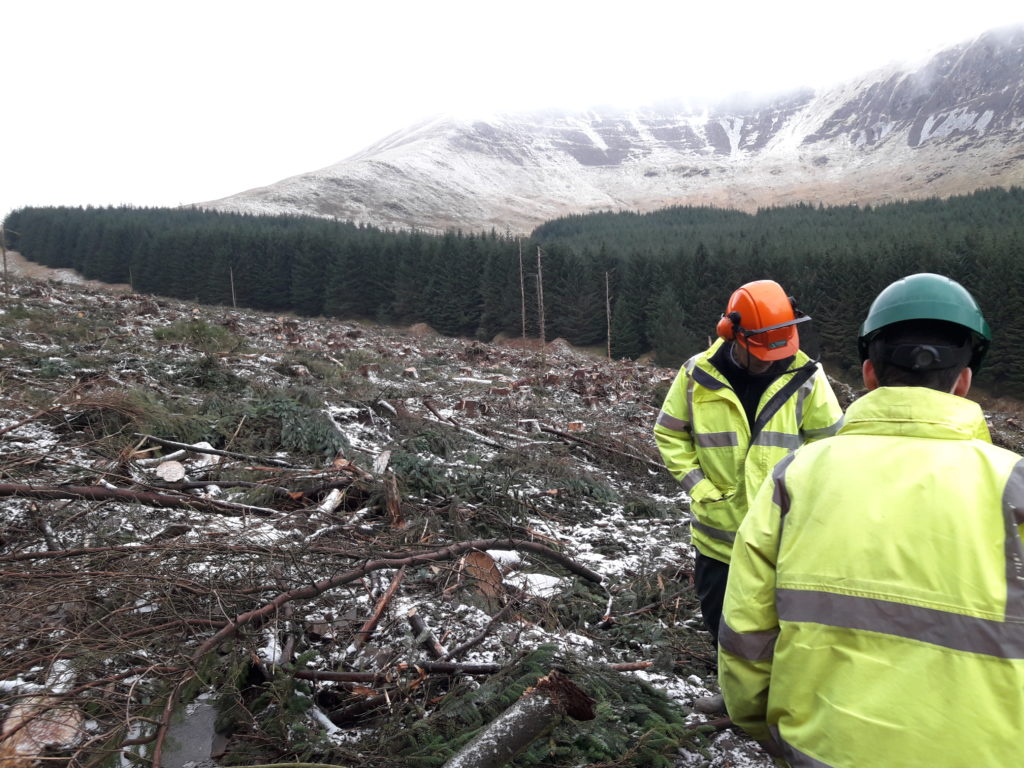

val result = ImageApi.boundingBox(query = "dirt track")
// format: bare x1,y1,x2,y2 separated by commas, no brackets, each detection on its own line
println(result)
2,250,131,293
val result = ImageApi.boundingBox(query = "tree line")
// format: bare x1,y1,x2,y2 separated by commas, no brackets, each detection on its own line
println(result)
5,187,1024,394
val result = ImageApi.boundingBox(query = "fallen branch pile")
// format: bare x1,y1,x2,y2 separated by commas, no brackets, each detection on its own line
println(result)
0,273,738,767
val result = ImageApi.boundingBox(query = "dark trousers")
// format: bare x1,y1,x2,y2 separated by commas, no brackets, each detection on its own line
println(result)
693,551,730,646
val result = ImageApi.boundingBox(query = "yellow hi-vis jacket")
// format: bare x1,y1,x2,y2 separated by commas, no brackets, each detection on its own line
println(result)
653,338,843,562
720,386,1024,768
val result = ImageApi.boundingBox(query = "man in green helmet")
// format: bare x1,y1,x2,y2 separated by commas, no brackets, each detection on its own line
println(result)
718,273,1024,766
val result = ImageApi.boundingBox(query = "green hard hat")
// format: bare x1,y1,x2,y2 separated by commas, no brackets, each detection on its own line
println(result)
858,273,992,371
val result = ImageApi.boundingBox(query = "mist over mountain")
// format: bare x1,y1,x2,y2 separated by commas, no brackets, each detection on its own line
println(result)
199,25,1024,233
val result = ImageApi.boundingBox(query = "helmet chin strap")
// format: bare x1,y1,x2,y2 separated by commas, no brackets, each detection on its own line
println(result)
730,340,773,374
729,341,743,367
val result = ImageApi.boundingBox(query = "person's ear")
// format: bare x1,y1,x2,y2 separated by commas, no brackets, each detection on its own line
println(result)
952,366,972,397
862,359,879,391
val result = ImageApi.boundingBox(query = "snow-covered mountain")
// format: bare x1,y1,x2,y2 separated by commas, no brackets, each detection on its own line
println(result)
199,25,1024,233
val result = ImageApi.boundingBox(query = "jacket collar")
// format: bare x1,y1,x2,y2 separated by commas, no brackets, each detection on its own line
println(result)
838,386,991,442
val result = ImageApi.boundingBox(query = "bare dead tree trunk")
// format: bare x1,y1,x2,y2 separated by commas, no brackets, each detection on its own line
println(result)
442,670,595,768
1,225,8,301
536,246,545,365
605,270,612,361
518,238,526,344
229,265,237,308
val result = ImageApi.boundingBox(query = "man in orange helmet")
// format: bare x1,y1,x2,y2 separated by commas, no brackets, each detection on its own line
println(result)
654,280,843,707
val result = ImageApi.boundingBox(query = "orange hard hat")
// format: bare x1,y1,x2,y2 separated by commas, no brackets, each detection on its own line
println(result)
716,280,808,361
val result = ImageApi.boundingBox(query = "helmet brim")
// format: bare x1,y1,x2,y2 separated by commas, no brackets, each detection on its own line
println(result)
739,328,800,361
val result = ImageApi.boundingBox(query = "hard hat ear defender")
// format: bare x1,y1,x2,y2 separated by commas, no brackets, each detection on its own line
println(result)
717,311,741,341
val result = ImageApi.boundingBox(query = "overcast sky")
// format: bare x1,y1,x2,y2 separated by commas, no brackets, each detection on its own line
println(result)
3,0,1024,223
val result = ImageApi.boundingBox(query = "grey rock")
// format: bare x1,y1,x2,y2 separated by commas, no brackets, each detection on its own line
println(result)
692,693,726,715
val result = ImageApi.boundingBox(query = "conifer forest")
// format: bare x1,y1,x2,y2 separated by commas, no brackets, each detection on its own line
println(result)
6,185,1024,393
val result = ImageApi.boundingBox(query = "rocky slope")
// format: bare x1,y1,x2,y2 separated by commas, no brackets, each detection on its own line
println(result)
200,26,1024,233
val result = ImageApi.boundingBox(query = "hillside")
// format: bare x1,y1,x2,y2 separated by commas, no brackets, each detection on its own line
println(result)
5,261,1024,765
199,26,1024,233
0,270,781,766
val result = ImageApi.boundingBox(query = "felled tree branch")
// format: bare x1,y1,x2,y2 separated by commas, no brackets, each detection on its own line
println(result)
423,399,508,450
371,540,602,582
407,608,448,659
539,425,664,470
440,599,517,662
0,402,74,438
350,566,406,652
607,661,653,672
148,674,193,768
327,690,394,725
292,656,648,682
293,661,502,685
0,541,284,562
0,483,279,517
134,432,294,467
190,538,601,663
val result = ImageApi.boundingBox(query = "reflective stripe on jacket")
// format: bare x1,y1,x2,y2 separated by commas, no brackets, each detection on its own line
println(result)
653,338,844,562
720,386,1024,767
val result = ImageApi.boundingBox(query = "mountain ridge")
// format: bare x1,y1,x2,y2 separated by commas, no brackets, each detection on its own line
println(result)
198,25,1024,233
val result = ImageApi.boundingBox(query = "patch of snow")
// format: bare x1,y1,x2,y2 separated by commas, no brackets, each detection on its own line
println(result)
132,599,159,614
485,549,523,570
0,678,46,693
506,572,563,598
259,632,286,666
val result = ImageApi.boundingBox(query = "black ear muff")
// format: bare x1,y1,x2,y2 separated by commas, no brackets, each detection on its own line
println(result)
717,311,741,340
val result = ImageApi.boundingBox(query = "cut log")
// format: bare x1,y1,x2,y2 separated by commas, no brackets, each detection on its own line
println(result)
316,487,344,515
0,696,84,766
460,550,504,608
442,670,594,768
